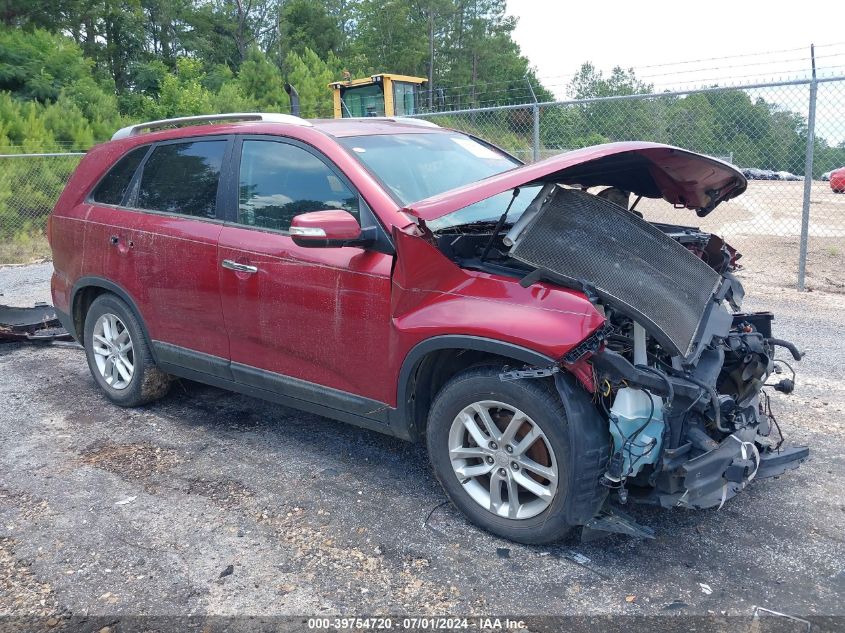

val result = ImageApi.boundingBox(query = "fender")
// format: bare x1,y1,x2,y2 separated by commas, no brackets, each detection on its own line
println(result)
390,227,605,359
69,276,157,361
396,334,555,401
390,334,557,441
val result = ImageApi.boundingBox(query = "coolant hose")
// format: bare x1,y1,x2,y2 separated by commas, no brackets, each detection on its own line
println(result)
766,338,803,360
677,373,725,433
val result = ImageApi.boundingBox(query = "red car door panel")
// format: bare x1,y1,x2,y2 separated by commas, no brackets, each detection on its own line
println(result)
218,227,393,402
83,205,227,360
218,137,394,404
80,138,231,361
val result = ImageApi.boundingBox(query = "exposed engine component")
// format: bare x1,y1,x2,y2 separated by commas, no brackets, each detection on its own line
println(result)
508,187,723,359
593,304,807,511
603,386,665,484
430,182,809,534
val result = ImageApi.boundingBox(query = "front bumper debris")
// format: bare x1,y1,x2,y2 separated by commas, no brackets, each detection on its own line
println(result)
0,303,72,342
661,431,810,510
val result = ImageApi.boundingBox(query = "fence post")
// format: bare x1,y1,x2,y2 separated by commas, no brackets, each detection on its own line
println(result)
797,45,817,291
525,76,540,162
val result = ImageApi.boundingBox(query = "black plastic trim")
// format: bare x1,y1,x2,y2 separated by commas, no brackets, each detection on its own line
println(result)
53,307,76,342
152,342,394,437
70,277,156,358
230,361,390,424
392,335,556,440
154,341,233,381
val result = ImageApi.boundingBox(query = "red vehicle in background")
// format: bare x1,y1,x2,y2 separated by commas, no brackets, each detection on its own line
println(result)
48,113,808,543
830,166,845,193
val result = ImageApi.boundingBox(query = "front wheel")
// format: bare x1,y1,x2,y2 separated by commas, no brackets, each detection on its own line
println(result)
426,367,608,544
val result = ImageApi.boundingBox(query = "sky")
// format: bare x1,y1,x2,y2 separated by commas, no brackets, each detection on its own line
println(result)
506,0,845,144
507,0,845,96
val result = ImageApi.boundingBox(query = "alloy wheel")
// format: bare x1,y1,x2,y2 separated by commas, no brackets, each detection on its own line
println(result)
91,313,134,390
448,400,558,519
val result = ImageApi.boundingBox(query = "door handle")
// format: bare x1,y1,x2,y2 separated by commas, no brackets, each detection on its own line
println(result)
221,259,258,274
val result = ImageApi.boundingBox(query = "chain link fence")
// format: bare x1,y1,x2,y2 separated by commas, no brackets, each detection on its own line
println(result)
0,152,85,262
1,78,844,290
413,77,845,291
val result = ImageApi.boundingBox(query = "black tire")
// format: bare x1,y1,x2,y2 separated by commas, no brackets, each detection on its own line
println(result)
83,293,170,407
426,366,609,545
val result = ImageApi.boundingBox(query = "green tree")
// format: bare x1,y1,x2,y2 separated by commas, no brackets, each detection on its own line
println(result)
284,47,341,117
279,0,342,61
237,47,289,111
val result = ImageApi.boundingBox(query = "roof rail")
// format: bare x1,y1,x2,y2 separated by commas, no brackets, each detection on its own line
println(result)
391,117,440,128
330,116,440,129
111,112,312,140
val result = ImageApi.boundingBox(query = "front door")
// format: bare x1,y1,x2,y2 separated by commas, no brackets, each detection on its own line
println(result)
218,137,394,406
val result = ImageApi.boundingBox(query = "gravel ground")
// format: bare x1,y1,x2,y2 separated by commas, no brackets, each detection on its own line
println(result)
1,262,844,629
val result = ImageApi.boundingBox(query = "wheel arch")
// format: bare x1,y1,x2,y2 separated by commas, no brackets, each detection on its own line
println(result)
70,277,155,361
392,335,556,442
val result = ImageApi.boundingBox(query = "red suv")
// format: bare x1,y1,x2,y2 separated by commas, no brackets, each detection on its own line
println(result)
50,113,808,543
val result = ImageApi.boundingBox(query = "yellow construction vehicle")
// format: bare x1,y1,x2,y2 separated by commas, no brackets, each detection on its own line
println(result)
329,73,427,118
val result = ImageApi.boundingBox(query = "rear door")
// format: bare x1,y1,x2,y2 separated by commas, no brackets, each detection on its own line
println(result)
109,137,231,368
217,136,394,405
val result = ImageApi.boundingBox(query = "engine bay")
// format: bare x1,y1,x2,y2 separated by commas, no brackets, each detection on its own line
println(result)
428,184,809,525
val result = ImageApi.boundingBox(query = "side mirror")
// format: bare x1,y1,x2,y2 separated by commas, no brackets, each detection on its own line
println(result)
289,210,374,248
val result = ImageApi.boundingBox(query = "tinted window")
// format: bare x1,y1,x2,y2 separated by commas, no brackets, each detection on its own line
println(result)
340,84,384,117
136,141,226,218
91,146,148,205
393,82,417,116
237,140,358,232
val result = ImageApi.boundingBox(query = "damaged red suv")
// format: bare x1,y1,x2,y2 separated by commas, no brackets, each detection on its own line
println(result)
49,113,808,543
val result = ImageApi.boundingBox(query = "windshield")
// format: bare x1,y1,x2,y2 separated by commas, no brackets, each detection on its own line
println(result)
340,132,538,230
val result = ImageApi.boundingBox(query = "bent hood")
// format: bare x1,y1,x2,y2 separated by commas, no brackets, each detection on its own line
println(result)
404,141,747,221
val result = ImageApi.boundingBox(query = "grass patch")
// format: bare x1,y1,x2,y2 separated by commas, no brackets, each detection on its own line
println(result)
0,233,51,265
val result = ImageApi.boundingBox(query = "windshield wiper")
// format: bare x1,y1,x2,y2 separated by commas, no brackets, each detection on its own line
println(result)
480,187,520,263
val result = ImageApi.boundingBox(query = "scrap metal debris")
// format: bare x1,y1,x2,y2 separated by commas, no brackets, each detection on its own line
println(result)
0,303,71,342
752,606,811,631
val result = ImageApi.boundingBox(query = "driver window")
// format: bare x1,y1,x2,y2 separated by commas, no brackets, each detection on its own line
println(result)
237,140,359,231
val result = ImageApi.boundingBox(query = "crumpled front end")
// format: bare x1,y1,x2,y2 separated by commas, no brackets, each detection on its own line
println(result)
413,142,807,536
589,316,808,514
504,185,808,519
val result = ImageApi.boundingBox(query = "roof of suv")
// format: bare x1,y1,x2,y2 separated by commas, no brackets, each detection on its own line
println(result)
309,117,444,137
111,114,445,143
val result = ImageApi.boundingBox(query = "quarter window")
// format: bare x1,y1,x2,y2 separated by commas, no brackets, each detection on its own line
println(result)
91,145,148,205
136,140,226,218
237,140,359,231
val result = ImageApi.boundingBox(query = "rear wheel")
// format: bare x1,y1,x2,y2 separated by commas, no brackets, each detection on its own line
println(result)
426,366,607,544
83,294,170,407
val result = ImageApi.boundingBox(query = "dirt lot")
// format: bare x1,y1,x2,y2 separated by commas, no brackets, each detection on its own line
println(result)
1,260,844,630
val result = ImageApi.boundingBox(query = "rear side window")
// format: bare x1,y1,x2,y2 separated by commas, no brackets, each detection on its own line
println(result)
91,146,148,205
136,140,226,218
237,140,358,231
